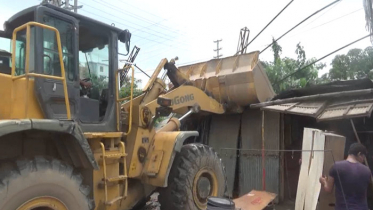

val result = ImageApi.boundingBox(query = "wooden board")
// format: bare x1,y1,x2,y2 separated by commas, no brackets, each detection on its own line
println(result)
233,190,277,210
318,133,346,210
295,128,316,210
304,130,325,210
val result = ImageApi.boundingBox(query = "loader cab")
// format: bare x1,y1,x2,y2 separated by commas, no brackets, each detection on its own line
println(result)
2,3,130,132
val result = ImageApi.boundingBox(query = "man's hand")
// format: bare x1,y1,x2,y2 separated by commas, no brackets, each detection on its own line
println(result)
319,176,327,186
80,80,92,88
319,175,334,193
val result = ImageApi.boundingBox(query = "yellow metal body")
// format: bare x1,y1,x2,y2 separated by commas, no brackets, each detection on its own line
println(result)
0,22,70,120
116,66,135,132
193,169,219,209
178,52,275,106
17,197,68,210
11,22,71,119
141,131,182,187
148,85,225,114
2,21,227,210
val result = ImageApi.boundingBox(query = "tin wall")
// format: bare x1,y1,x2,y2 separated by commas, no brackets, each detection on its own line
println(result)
239,109,281,199
208,114,241,197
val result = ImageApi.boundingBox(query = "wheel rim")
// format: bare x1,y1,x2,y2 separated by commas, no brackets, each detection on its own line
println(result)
17,196,68,210
193,168,218,209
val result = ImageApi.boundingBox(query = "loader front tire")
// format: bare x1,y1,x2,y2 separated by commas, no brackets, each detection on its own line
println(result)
159,143,227,210
0,157,93,210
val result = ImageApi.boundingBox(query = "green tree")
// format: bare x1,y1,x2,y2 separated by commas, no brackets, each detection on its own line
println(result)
324,46,373,81
263,39,325,93
119,76,143,100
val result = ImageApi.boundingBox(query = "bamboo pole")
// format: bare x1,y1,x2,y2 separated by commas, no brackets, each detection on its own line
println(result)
262,111,266,191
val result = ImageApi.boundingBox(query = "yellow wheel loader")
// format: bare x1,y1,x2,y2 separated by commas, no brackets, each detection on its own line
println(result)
0,3,275,210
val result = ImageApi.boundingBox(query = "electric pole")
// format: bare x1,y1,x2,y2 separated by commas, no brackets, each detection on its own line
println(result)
213,39,223,59
74,0,78,13
64,0,82,13
43,0,82,13
236,27,250,55
42,0,61,6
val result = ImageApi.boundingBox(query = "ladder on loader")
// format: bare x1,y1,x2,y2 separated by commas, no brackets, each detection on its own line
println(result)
100,141,128,206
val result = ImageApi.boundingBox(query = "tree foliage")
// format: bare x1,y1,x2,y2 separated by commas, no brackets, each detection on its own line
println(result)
79,63,143,100
323,47,373,81
263,39,325,93
119,76,143,99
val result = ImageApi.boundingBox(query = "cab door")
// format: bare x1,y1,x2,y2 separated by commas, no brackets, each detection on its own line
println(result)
34,6,80,119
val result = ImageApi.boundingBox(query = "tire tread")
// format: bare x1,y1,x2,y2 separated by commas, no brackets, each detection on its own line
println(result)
159,143,227,210
0,156,93,210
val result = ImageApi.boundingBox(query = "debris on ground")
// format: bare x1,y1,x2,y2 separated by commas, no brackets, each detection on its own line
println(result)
234,190,277,210
142,192,161,210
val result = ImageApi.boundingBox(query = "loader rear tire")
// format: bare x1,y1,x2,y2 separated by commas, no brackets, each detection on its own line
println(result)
0,157,93,210
158,143,227,210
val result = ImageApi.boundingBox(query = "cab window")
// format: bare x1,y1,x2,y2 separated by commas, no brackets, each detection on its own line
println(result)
0,37,12,74
78,24,110,121
42,14,74,81
6,27,36,76
78,23,110,101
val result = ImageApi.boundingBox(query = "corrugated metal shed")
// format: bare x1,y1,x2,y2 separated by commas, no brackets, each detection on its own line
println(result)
239,155,279,195
260,98,373,121
208,114,241,197
318,101,373,121
239,110,280,200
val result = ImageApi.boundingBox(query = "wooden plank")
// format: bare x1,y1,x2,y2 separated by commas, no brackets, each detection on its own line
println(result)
319,133,346,210
304,130,325,210
233,190,277,210
295,128,316,210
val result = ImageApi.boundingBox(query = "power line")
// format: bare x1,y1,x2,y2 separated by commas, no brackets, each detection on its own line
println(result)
119,0,164,19
79,2,197,52
271,7,363,45
85,0,202,46
289,8,363,38
274,34,371,86
117,0,184,35
78,7,192,51
236,0,294,55
91,0,185,36
260,0,342,54
80,3,178,41
299,0,341,30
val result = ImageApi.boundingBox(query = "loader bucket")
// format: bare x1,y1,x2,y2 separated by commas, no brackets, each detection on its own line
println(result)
177,51,275,108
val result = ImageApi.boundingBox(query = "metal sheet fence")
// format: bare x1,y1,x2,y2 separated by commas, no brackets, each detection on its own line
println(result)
239,110,281,198
208,114,241,197
239,155,279,195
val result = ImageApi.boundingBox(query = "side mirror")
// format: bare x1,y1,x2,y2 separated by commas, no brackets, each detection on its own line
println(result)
118,29,131,54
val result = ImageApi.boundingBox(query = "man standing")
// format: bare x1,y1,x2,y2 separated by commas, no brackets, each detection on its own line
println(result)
319,143,371,210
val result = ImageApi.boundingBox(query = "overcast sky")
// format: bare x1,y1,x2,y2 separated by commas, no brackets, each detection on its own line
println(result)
0,0,371,87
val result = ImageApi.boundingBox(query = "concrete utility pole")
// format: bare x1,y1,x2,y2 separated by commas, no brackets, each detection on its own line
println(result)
43,0,82,13
65,0,82,13
213,39,223,59
42,0,61,6
74,0,78,13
